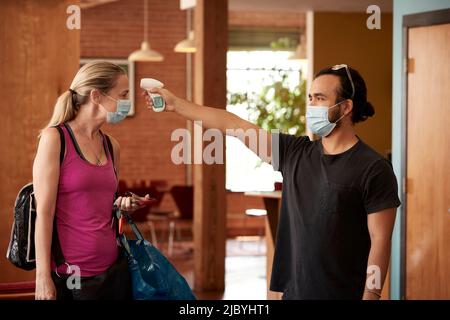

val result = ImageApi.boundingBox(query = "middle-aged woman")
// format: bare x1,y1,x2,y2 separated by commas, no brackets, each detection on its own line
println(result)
34,61,149,300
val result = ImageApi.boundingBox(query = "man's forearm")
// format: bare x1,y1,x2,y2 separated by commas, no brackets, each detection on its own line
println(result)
173,98,243,133
171,97,271,162
363,238,391,300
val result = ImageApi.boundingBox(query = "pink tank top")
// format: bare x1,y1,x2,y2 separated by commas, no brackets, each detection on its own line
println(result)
52,124,119,277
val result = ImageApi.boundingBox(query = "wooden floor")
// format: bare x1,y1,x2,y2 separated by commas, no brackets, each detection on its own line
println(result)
0,237,267,300
166,237,267,300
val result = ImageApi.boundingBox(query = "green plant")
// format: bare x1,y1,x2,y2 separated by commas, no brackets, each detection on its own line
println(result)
228,73,306,137
270,37,297,50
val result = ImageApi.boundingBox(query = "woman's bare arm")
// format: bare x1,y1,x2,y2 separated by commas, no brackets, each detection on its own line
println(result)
33,128,61,299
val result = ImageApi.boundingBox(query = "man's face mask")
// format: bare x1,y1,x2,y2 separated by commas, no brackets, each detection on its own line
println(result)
101,93,132,124
306,101,346,137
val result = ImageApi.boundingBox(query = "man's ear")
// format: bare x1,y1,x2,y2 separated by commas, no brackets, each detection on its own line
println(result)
343,99,353,116
90,89,101,105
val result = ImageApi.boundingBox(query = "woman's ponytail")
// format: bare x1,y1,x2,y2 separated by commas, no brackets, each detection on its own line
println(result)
40,90,75,135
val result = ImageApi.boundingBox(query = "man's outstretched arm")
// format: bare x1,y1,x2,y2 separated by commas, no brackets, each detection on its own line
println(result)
143,88,272,163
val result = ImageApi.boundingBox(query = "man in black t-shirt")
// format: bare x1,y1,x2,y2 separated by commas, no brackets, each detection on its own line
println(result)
143,64,400,300
268,65,401,300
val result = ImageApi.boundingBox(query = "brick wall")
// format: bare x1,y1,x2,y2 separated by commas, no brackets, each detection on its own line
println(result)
81,0,187,211
229,10,305,28
80,0,269,221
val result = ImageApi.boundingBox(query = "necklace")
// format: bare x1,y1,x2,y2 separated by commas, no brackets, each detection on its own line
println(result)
71,122,104,165
88,133,104,166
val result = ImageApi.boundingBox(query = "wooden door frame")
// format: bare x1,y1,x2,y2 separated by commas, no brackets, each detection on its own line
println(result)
400,8,450,300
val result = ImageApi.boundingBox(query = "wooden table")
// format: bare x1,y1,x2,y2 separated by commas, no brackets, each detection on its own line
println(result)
245,191,283,300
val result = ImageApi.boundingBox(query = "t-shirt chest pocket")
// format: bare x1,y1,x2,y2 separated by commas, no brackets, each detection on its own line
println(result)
319,182,356,215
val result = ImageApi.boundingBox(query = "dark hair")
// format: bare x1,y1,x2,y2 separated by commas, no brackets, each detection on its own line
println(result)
314,65,375,123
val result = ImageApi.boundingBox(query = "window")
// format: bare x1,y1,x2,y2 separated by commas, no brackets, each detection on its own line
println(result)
226,51,307,191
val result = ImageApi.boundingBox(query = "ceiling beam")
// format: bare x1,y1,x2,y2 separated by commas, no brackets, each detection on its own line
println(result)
79,0,119,10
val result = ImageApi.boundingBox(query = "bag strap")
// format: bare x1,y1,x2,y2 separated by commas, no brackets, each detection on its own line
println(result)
51,224,65,267
118,212,151,262
55,126,65,165
104,134,117,178
62,123,87,162
119,233,132,257
51,125,66,267
119,212,159,268
104,134,122,239
122,212,144,241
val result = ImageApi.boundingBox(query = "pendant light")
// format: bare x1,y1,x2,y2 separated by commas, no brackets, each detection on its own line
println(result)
174,30,196,53
174,9,196,53
128,0,164,62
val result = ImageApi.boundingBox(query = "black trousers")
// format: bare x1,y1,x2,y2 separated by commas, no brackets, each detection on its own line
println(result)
52,253,131,300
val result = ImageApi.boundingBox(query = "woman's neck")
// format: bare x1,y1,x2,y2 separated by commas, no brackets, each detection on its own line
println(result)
69,105,105,139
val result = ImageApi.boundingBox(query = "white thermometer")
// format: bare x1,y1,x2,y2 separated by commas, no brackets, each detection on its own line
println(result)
140,78,165,112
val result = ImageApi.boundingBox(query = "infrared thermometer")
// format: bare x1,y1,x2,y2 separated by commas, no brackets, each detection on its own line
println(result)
140,78,165,112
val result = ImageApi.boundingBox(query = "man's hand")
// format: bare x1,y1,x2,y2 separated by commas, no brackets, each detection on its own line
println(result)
141,88,178,112
363,290,381,300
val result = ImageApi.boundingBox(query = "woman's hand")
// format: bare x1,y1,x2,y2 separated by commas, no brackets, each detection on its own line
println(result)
114,193,152,212
35,274,56,300
141,87,179,112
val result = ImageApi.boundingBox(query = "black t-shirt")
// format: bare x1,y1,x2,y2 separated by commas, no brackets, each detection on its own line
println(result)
270,133,401,300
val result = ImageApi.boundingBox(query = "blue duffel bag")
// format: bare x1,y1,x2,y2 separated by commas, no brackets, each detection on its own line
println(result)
118,211,196,300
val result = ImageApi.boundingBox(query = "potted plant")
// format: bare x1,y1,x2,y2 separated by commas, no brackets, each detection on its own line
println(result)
228,73,306,137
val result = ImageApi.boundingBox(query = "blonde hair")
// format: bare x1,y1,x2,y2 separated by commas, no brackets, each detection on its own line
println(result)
42,61,126,133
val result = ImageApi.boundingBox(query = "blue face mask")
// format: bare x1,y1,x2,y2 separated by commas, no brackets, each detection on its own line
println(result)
102,94,132,124
306,101,345,137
